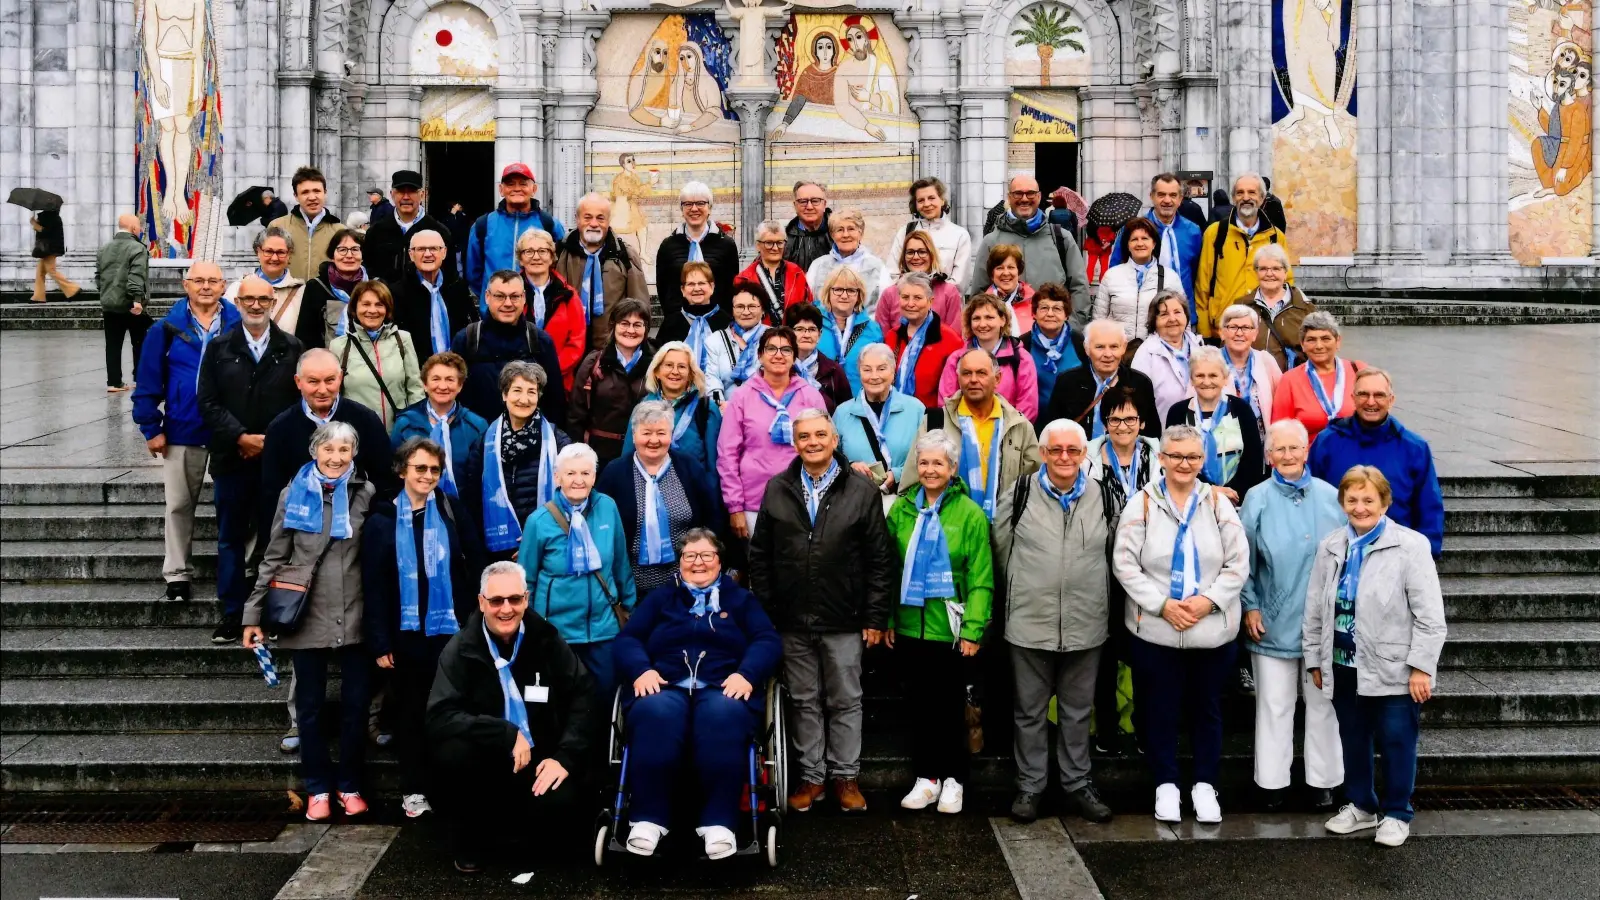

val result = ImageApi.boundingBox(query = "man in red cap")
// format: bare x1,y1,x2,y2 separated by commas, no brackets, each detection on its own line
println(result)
465,163,566,301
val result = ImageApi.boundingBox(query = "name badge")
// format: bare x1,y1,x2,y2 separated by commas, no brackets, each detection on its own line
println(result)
523,674,550,704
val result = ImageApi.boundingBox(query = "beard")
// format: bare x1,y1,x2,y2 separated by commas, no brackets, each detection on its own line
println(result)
583,227,606,244
852,45,870,60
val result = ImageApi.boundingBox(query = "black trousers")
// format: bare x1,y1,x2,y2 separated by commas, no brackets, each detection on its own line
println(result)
104,309,152,387
392,631,452,795
431,733,585,855
898,636,972,783
1095,592,1130,740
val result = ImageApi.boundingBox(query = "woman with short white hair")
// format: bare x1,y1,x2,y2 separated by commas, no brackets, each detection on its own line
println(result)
1163,345,1265,506
657,180,740,328
1216,304,1282,448
805,207,890,317
1237,243,1315,373
737,219,814,319
624,340,723,474
833,342,926,502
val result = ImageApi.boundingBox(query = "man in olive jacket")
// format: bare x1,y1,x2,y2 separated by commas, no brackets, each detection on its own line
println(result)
96,213,151,391
749,410,896,815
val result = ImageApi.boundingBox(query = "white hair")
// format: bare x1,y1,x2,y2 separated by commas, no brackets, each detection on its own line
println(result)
479,560,527,595
1161,424,1204,451
344,211,370,231
1353,365,1394,392
1233,171,1266,195
408,228,444,249
913,430,960,468
555,442,599,473
792,407,832,430
1189,345,1228,375
1253,243,1291,271
757,219,785,239
577,192,611,214
1084,318,1126,344
1266,418,1309,449
679,181,714,204
1039,418,1088,446
1219,304,1259,328
308,421,359,456
629,399,675,433
857,341,896,369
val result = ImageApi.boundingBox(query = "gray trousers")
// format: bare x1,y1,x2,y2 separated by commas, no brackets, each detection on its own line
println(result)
162,444,209,583
782,631,864,782
1011,644,1101,794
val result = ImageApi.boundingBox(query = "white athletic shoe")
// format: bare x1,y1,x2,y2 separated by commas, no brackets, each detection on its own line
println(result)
900,778,941,810
936,778,964,814
697,824,738,860
1324,804,1381,835
1191,783,1222,824
626,821,667,856
1154,783,1181,823
401,794,432,818
1374,817,1410,847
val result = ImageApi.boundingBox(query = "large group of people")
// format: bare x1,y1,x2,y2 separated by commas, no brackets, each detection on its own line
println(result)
103,162,1450,871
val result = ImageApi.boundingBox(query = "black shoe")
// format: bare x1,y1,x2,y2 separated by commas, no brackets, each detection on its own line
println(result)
1237,666,1256,696
166,581,192,601
1010,791,1041,823
211,621,241,644
1092,733,1121,756
1261,787,1287,812
1309,787,1338,812
452,857,481,875
1064,783,1113,824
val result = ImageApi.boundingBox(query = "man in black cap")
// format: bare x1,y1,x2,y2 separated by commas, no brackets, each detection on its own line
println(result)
362,170,457,283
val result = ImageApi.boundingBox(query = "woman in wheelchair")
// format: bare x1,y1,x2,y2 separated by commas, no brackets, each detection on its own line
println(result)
612,527,782,859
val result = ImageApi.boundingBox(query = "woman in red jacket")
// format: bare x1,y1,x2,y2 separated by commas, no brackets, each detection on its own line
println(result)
738,220,813,323
882,272,964,408
517,229,586,392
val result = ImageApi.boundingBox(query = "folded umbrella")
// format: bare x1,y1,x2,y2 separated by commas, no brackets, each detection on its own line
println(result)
6,187,63,212
226,186,273,226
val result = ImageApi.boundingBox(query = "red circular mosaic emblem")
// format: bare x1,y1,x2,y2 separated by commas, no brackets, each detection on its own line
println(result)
436,29,453,47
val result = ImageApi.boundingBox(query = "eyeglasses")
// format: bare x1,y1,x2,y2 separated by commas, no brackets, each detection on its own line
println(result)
791,324,820,335
832,226,862,235
259,250,289,258
796,197,825,206
407,464,443,475
1222,324,1256,333
903,248,930,257
187,277,225,286
758,239,786,249
1162,453,1204,465
680,200,710,209
483,594,528,608
732,304,764,314
683,281,712,290
237,295,273,306
1106,416,1141,429
764,346,796,357
1255,265,1287,273
830,287,861,295
488,291,524,303
681,551,719,563
1268,444,1307,454
333,246,361,256
1009,190,1041,199
412,246,445,254
1353,391,1392,401
519,248,554,258
1043,446,1086,459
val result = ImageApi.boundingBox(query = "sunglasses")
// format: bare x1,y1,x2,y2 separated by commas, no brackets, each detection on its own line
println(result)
483,594,528,608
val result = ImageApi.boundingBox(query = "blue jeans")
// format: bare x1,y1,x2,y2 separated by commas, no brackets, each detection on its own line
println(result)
212,469,261,618
1129,635,1235,787
624,687,758,830
1332,665,1421,822
293,645,372,795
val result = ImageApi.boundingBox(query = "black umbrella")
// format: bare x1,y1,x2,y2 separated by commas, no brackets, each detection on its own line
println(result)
1085,191,1141,232
226,186,274,226
6,187,63,212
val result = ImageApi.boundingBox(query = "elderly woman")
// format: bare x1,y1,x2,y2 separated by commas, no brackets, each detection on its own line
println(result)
362,437,485,820
816,265,885,393
716,327,828,540
1217,304,1282,447
463,361,572,560
329,280,424,429
886,431,994,815
738,219,813,320
656,181,741,325
1093,218,1183,344
1305,466,1446,848
390,352,489,497
1130,290,1203,421
1270,310,1363,442
1112,425,1248,825
1240,419,1345,812
805,208,889,317
1163,346,1265,506
654,261,730,369
1238,243,1314,372
1021,282,1086,421
226,227,309,338
613,528,782,859
517,228,586,392
704,279,769,401
569,299,654,469
517,443,637,701
624,341,722,475
596,401,726,595
938,294,1040,421
834,343,926,501
300,227,368,348
883,272,967,409
982,244,1036,335
785,302,853,412
242,422,377,822
874,229,966,334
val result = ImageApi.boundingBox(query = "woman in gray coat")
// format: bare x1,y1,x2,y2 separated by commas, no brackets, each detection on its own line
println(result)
243,421,377,823
1304,465,1446,849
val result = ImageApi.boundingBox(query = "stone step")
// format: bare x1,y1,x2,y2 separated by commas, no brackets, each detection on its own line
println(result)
1439,475,1538,500
0,582,221,628
1438,622,1600,670
1331,314,1600,327
1443,497,1600,535
0,540,216,581
0,300,177,319
0,504,217,542
1319,301,1600,318
1424,670,1600,726
1440,574,1600,622
0,677,309,734
1438,534,1600,575
1,628,268,678
0,468,200,506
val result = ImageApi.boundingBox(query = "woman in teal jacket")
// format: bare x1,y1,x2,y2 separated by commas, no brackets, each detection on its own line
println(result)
834,343,926,497
885,431,994,816
516,442,637,702
816,265,886,393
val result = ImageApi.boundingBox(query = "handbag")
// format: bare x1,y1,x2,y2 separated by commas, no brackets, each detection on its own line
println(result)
261,540,336,635
543,500,629,628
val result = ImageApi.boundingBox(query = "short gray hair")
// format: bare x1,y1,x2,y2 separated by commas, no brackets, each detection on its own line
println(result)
792,180,825,195
408,228,444,250
296,347,339,376
1219,304,1259,328
675,527,723,555
308,420,359,457
857,341,896,369
1039,418,1088,446
1161,424,1204,451
913,430,960,468
1253,243,1290,271
499,360,547,395
630,399,676,433
1353,365,1394,392
793,407,832,430
679,181,713,204
828,208,866,233
479,559,527,595
896,271,933,297
1233,171,1266,195
1189,345,1228,375
1084,318,1126,345
343,211,369,231
1266,418,1310,448
1300,310,1341,339
255,226,295,253
555,442,599,473
757,219,785,240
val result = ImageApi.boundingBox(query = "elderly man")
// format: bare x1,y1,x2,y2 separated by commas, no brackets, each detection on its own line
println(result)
465,163,565,298
1110,173,1205,306
225,227,309,330
1308,368,1444,557
784,180,833,272
363,170,457,282
393,229,477,359
554,192,649,349
426,560,595,875
993,418,1115,825
133,262,242,602
656,181,741,324
96,212,152,392
970,174,1090,326
925,349,1042,520
1194,172,1293,338
267,166,342,280
738,219,813,321
750,409,895,814
1041,319,1162,441
197,275,304,643
450,270,565,425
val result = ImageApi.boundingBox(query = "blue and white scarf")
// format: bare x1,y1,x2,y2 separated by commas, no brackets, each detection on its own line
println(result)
1155,217,1181,277
895,315,933,395
687,581,721,617
1308,358,1348,420
757,382,803,446
255,267,288,287
957,410,1003,519
728,322,768,385
283,461,352,538
617,346,642,373
860,390,897,465
1032,324,1071,375
396,491,458,637
1193,399,1227,485
796,351,821,388
526,277,548,328
1229,354,1260,422
428,404,460,497
636,456,676,566
1335,517,1388,665
800,459,839,525
1089,369,1118,439
481,415,556,552
1158,479,1202,601
670,392,700,445
829,245,866,267
900,488,954,607
418,271,451,355
681,223,706,263
1272,466,1314,496
301,396,339,427
558,494,603,574
1009,208,1047,234
1103,441,1141,497
1132,259,1156,292
329,266,367,338
482,619,533,747
582,249,605,321
1038,465,1089,515
827,310,855,360
682,308,717,371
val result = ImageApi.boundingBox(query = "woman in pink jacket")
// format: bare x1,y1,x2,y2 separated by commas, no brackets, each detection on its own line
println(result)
937,294,1039,420
716,326,830,540
875,230,965,334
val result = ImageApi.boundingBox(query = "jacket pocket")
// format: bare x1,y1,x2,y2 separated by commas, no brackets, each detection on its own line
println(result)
1366,640,1412,688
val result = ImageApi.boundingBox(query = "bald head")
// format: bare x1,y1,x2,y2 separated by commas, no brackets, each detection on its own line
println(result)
117,213,141,234
183,261,225,308
957,348,999,407
408,229,446,275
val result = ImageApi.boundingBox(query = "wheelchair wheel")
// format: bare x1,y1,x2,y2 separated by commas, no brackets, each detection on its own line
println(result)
607,687,624,765
765,679,789,810
765,823,779,868
594,823,609,867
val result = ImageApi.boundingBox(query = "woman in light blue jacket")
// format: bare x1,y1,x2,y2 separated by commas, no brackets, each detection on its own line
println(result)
833,343,925,500
816,265,885,393
516,442,637,702
1239,419,1345,813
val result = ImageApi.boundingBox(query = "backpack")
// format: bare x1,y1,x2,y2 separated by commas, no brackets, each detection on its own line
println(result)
1206,219,1278,302
461,320,540,360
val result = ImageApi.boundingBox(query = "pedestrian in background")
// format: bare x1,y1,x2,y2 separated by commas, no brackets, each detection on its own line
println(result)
29,206,79,302
96,213,151,392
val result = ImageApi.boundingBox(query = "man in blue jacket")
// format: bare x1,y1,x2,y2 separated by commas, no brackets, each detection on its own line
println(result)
1108,172,1204,310
132,261,241,600
464,163,566,299
1309,367,1445,557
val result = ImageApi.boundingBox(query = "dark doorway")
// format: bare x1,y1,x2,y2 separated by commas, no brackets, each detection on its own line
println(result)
1033,142,1080,198
424,142,496,223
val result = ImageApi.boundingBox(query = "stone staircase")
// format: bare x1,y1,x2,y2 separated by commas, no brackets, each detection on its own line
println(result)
1,465,1597,797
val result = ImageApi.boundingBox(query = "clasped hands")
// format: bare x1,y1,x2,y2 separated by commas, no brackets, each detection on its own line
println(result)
1160,595,1214,631
633,669,755,701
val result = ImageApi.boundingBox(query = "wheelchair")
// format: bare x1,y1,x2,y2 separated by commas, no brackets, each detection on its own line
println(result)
594,678,788,868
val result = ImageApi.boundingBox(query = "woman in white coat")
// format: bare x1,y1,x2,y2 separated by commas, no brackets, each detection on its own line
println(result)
1093,218,1182,349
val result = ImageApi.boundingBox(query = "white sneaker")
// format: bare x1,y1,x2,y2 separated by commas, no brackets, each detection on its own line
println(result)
1324,803,1381,834
936,778,964,814
1191,783,1222,824
626,821,668,856
696,824,738,860
401,794,432,818
900,777,941,810
1374,817,1410,847
1153,783,1181,823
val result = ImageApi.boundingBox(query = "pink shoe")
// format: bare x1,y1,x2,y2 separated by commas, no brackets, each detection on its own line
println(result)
337,791,368,817
306,793,332,821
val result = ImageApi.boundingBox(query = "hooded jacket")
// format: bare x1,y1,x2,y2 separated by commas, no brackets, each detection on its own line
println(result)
1309,415,1445,557
133,299,243,446
885,477,994,644
515,490,637,645
1111,480,1249,650
614,574,782,691
465,199,564,298
1239,473,1346,659
197,321,304,475
971,213,1091,330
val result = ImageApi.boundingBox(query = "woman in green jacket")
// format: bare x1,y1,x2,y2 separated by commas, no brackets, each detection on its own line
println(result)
886,430,994,816
329,280,424,429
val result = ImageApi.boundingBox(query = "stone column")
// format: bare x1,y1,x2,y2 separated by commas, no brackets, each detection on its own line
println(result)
725,89,779,255
543,11,608,223
220,0,278,257
1450,0,1513,263
1151,78,1184,171
279,73,316,173
1214,0,1272,183
1355,0,1425,262
955,87,1010,241
898,11,955,187
907,92,956,187
495,87,548,184
312,79,345,211
1079,86,1150,200
340,84,369,213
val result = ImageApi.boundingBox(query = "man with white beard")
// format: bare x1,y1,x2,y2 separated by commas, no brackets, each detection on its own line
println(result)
1193,172,1291,340
554,192,650,350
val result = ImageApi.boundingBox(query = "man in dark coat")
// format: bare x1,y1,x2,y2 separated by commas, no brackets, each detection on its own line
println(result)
426,560,595,874
96,213,152,391
655,182,741,325
783,181,833,273
258,189,289,229
1041,320,1161,440
368,188,394,222
391,229,478,361
362,170,457,283
197,275,304,643
749,410,896,815
450,270,566,425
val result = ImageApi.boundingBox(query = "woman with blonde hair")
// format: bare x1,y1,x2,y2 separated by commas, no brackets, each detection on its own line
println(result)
874,229,965,333
623,340,722,474
805,208,890,316
816,265,885,393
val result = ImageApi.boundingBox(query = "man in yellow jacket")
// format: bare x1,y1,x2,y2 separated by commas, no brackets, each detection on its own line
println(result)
1194,173,1292,338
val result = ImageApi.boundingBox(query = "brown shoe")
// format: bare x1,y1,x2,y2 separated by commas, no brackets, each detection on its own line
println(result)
788,781,825,813
834,778,868,813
